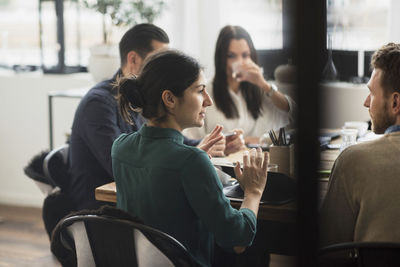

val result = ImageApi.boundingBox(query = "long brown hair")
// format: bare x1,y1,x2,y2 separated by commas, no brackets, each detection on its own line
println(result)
213,25,263,119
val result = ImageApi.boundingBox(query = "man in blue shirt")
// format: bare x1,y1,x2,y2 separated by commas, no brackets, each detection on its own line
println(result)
68,24,244,210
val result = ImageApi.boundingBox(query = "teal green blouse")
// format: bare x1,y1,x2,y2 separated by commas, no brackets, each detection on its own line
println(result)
112,125,257,266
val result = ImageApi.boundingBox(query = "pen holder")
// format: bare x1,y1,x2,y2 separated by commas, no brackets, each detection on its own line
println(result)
269,144,295,178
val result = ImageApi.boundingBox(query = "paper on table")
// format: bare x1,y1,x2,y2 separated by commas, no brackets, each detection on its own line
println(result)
210,157,236,168
210,150,245,168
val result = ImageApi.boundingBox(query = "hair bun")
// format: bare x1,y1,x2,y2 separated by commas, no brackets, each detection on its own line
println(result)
120,77,145,109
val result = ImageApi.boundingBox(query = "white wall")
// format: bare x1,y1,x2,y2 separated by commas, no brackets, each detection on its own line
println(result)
155,0,222,80
0,71,93,207
389,0,400,43
320,82,370,128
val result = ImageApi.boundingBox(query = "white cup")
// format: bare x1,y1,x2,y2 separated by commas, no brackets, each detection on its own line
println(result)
343,121,368,138
267,163,278,172
231,61,243,79
340,128,358,152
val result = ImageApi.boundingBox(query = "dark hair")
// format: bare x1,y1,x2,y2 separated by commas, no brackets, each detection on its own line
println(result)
371,43,400,97
213,25,263,119
119,23,169,67
116,50,202,124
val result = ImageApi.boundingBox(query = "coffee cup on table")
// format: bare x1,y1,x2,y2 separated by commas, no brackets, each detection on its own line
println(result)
340,128,358,152
343,121,368,138
267,163,278,172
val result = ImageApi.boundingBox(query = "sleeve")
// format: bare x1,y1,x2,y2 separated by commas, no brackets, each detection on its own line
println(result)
257,93,296,133
284,95,297,122
319,154,357,247
180,150,257,249
79,95,122,178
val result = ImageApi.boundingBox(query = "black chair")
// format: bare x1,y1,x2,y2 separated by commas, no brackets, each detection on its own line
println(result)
42,143,70,190
24,149,51,194
32,144,76,240
23,143,70,195
318,242,400,267
51,206,199,267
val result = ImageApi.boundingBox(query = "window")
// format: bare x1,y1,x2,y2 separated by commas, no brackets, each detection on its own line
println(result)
327,0,391,50
0,0,128,72
220,0,283,50
0,0,40,68
0,0,282,72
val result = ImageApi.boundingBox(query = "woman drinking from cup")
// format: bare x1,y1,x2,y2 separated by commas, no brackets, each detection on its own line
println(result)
185,25,296,145
112,49,269,267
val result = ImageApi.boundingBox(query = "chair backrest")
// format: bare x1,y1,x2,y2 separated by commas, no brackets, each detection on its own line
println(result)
51,210,198,267
24,150,53,194
43,143,70,190
319,242,400,267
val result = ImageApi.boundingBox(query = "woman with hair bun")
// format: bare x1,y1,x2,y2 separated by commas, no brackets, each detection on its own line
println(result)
112,49,269,267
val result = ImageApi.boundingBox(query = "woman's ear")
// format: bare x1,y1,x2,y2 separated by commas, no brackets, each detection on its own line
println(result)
161,90,177,110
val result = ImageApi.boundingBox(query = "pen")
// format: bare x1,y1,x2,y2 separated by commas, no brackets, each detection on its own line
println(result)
269,130,278,146
272,130,278,145
283,128,287,145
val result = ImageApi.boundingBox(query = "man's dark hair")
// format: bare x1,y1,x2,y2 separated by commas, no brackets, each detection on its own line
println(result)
119,23,169,67
371,42,400,97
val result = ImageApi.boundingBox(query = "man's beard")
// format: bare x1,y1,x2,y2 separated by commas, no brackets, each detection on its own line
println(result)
371,101,396,134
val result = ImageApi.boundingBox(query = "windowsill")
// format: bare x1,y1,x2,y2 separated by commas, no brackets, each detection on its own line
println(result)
321,81,367,90
0,69,92,80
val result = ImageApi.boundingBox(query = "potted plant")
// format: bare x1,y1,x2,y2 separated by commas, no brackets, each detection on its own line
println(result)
81,0,165,82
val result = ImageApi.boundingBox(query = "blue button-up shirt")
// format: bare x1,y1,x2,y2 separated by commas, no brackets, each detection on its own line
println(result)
384,125,400,134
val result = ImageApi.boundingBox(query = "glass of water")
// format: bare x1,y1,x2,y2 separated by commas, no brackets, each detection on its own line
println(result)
267,163,278,172
340,129,358,152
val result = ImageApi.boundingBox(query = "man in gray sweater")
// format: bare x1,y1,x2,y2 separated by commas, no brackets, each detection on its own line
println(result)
320,43,400,246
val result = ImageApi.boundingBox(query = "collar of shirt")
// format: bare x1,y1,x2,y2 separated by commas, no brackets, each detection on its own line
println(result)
384,124,400,134
138,125,184,144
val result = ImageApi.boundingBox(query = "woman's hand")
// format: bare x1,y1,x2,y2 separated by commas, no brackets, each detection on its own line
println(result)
224,129,246,155
232,148,269,254
235,59,290,112
234,148,268,197
198,125,225,157
235,60,267,89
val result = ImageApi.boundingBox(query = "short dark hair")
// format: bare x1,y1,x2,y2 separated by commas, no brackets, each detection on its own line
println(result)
119,23,169,67
116,50,202,124
371,43,400,97
213,25,262,119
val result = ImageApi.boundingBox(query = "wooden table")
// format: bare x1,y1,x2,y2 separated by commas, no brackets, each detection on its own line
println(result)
95,182,117,203
96,181,297,223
